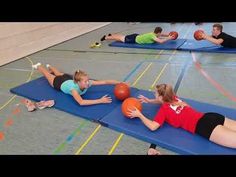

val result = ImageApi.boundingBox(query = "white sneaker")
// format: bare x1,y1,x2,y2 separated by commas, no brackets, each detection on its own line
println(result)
46,64,51,69
32,62,41,69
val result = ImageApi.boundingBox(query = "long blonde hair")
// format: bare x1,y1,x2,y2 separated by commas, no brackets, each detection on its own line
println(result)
73,70,88,83
156,84,187,107
156,84,175,103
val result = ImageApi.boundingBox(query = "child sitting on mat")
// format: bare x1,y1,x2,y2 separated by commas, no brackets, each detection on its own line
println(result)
128,83,236,149
32,63,127,106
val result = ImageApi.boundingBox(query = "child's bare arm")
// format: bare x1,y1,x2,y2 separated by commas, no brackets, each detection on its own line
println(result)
71,90,111,105
128,107,161,131
91,80,130,86
138,95,162,104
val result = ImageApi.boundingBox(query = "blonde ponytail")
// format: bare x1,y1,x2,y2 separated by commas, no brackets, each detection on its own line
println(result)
73,69,88,83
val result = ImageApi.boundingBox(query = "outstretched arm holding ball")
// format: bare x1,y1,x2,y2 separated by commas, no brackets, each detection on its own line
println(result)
201,32,223,45
129,83,236,149
128,107,161,131
194,28,223,45
101,26,178,45
195,23,236,48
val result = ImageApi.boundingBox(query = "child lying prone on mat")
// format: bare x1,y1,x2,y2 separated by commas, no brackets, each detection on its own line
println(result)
128,83,236,149
32,63,128,106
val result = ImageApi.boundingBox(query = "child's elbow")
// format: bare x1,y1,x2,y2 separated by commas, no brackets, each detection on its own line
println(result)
149,124,159,131
77,99,85,106
150,125,158,131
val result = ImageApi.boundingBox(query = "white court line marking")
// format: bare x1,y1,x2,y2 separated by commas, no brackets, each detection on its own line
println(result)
3,68,32,72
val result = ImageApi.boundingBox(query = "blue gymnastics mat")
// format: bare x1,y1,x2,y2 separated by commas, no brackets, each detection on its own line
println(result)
109,39,186,50
10,77,139,121
100,89,236,154
179,39,236,53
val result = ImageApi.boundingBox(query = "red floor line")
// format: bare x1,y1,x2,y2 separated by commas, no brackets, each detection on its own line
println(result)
191,52,236,102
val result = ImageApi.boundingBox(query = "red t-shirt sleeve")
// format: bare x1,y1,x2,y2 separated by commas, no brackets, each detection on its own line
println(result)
153,106,166,126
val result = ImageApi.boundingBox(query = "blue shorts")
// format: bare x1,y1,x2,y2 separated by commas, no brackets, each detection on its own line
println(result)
125,33,139,43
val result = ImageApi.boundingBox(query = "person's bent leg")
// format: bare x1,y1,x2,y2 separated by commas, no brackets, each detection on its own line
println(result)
46,64,64,76
102,34,125,42
34,64,55,87
210,125,236,148
223,117,236,131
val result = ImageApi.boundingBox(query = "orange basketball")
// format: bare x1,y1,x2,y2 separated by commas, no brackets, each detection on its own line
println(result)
169,31,178,40
194,30,204,40
114,83,130,101
121,97,142,118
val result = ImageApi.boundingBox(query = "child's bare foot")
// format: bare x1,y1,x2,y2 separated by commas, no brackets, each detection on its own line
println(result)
46,64,50,69
46,64,54,74
147,148,161,155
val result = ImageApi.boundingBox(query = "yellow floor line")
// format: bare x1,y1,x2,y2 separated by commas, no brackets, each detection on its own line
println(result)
150,63,169,90
25,57,34,82
132,63,153,86
0,96,17,111
108,133,124,155
0,57,34,112
75,124,101,155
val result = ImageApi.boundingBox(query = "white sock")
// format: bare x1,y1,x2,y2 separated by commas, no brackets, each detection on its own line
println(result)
46,64,51,69
32,62,41,69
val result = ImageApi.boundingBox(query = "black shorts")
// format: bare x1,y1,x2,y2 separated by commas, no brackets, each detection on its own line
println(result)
125,33,139,43
195,112,225,139
53,74,73,91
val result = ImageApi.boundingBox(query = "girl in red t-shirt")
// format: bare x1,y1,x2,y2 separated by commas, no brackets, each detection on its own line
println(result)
128,84,236,149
